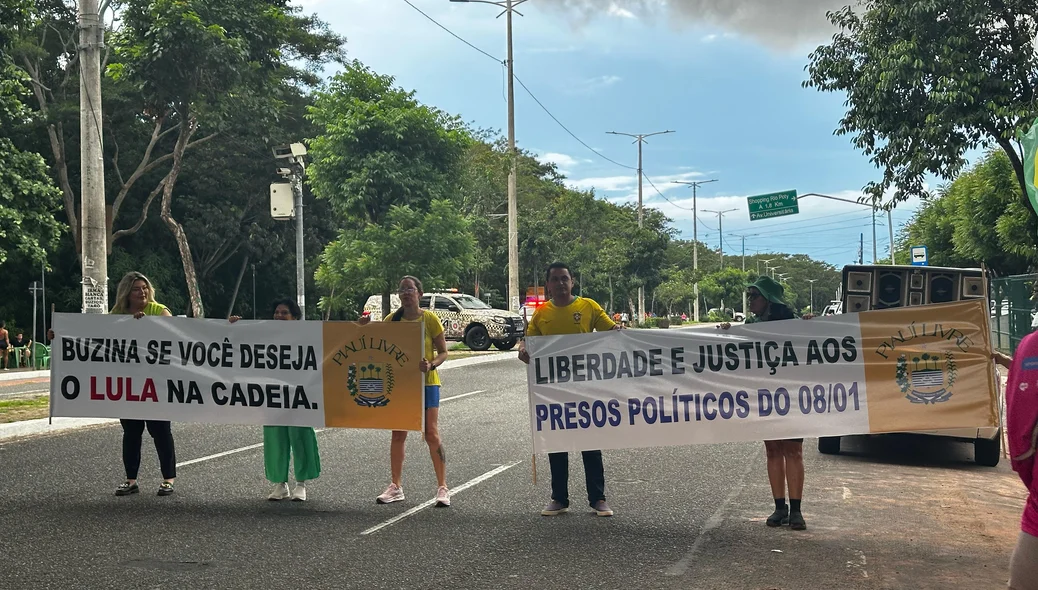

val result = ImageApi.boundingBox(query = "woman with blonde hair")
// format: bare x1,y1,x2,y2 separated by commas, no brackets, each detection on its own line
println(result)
359,275,451,507
111,271,177,497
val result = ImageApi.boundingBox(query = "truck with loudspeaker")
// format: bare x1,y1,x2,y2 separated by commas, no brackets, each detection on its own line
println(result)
817,264,1002,466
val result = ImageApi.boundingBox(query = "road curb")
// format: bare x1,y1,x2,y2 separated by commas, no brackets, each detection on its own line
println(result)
0,417,117,442
0,370,49,383
440,352,513,370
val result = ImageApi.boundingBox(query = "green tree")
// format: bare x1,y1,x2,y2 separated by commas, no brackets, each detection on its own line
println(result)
897,151,1038,275
806,0,1038,215
315,201,475,318
109,0,344,317
307,60,468,226
0,0,62,267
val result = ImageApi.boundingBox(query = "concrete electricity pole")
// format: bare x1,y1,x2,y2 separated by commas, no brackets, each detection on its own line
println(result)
451,0,525,312
731,233,756,317
702,208,737,267
273,143,308,318
607,129,674,324
673,179,717,323
807,279,818,314
79,0,107,313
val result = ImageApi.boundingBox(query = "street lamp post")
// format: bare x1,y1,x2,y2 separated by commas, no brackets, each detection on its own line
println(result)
674,179,717,323
807,278,818,314
608,129,675,325
451,0,527,313
702,208,737,267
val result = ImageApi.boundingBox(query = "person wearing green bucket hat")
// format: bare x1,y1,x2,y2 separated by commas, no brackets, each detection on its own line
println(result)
721,275,808,531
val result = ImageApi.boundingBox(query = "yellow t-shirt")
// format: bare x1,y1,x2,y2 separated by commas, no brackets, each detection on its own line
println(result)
388,309,444,386
526,297,615,336
113,301,170,316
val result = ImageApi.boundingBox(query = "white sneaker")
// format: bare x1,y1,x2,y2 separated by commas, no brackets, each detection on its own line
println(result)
267,482,290,501
435,486,451,507
290,481,307,502
376,483,405,504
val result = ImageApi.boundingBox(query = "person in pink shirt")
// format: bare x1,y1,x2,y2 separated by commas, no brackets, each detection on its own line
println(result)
998,336,1038,590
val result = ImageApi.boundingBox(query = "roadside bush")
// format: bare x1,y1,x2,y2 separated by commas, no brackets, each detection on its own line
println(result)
706,310,732,323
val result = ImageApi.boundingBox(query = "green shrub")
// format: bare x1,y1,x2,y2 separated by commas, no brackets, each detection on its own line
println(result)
706,310,732,323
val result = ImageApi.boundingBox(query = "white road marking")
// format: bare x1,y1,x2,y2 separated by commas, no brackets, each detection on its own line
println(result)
441,390,485,403
174,389,486,468
177,429,326,468
359,461,521,536
666,448,761,576
843,486,852,500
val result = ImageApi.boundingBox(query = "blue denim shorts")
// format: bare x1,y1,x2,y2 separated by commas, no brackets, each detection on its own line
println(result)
424,385,441,409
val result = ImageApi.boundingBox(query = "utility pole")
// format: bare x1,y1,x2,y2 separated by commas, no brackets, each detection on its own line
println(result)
731,233,756,317
251,264,257,319
79,0,107,314
807,279,818,314
451,0,526,313
29,282,43,355
673,179,717,323
608,129,675,325
887,209,896,264
41,261,47,335
702,208,737,267
859,233,864,264
273,142,308,318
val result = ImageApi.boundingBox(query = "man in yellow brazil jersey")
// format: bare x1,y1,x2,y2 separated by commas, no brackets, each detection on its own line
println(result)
519,261,622,517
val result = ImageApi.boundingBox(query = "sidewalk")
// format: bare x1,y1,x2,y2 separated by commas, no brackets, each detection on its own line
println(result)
0,369,49,383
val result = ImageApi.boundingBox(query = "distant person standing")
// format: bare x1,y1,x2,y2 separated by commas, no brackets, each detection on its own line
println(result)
519,262,621,517
0,321,9,370
110,272,177,497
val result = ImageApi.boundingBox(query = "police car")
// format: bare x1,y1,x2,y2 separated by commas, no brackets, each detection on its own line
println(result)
363,289,526,351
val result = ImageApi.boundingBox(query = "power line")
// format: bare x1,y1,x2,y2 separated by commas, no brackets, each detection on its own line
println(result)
400,0,637,172
402,0,502,63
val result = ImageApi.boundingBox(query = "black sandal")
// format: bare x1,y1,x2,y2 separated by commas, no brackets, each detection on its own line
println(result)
157,481,175,497
115,481,139,496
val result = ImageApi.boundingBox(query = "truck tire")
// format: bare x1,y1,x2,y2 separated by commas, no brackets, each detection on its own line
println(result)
465,325,491,351
818,436,841,455
974,432,1001,467
493,338,517,351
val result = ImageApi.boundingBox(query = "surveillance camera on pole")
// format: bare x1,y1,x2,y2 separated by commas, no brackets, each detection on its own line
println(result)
270,142,308,318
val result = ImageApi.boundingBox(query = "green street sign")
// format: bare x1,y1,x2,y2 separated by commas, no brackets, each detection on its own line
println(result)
748,189,800,221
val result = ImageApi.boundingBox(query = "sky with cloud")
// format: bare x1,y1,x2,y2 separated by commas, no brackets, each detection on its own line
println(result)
297,0,942,268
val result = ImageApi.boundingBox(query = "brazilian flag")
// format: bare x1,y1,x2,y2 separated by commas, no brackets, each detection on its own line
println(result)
1022,117,1038,225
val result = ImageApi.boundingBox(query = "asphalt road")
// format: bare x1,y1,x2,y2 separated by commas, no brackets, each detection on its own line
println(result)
0,357,1028,590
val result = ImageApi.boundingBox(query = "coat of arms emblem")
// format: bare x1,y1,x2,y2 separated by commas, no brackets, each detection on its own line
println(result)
347,362,396,407
896,352,957,404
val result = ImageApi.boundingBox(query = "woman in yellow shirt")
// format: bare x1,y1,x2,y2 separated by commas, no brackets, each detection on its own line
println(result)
361,276,451,507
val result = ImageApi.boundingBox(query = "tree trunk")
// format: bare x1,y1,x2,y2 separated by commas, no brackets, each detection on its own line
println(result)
160,113,205,318
996,136,1034,219
225,253,250,319
381,288,392,319
608,275,613,312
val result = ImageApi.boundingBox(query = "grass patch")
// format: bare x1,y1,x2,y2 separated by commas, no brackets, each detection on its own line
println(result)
0,396,50,423
450,342,471,351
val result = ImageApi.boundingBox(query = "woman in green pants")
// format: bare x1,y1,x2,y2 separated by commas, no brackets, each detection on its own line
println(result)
231,298,320,501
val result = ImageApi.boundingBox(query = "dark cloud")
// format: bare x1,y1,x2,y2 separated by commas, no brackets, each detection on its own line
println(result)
542,0,850,49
